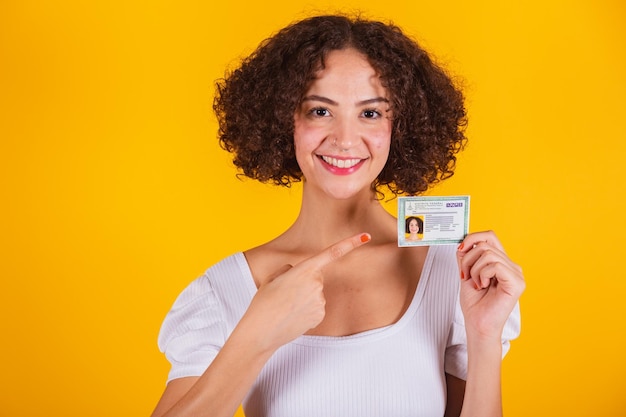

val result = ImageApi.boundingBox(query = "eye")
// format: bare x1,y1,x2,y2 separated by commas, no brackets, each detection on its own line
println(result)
361,109,382,119
308,107,331,118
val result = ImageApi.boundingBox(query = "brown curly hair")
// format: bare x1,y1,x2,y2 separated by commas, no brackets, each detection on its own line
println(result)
213,14,467,196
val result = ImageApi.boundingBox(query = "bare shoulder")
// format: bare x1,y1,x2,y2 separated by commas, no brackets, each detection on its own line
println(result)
243,241,300,287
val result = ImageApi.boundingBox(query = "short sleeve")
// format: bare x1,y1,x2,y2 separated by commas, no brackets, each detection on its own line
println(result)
157,275,227,383
444,297,522,380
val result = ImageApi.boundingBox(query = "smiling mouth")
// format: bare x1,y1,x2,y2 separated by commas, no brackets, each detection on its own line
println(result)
319,155,364,169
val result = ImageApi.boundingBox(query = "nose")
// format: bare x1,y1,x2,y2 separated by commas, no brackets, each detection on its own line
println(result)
332,118,358,151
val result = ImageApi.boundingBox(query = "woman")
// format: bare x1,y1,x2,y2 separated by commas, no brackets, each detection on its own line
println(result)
405,216,424,241
152,15,524,417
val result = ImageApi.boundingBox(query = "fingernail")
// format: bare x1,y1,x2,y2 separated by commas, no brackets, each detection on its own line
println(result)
460,271,465,280
474,282,480,290
457,242,464,251
360,233,371,243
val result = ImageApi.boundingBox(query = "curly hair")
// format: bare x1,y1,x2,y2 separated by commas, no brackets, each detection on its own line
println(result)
213,14,467,195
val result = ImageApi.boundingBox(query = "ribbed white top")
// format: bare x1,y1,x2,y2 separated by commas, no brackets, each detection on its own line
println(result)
158,245,521,416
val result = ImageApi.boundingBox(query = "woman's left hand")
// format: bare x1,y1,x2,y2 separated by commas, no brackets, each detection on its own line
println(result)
456,231,525,339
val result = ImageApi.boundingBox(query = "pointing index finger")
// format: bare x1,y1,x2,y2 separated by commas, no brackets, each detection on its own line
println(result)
306,233,371,269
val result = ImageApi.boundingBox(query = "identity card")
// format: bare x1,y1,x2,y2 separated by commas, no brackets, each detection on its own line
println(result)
398,196,470,247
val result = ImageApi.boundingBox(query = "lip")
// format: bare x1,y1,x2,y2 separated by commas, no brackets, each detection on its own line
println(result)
317,154,367,175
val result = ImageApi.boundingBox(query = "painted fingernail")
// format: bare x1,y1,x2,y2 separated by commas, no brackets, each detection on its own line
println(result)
360,233,371,243
457,242,464,251
474,282,480,290
460,271,465,280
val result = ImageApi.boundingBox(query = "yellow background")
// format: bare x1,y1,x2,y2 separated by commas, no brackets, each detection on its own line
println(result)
1,0,625,415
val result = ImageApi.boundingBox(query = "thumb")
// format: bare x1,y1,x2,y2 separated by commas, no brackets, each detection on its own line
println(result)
265,264,293,284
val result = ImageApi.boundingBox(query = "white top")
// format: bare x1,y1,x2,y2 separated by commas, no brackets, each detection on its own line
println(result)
158,245,521,417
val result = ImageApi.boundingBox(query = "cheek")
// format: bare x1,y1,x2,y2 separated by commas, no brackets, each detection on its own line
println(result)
293,122,322,170
293,120,309,153
371,121,393,147
371,128,392,153
294,122,327,152
294,131,315,156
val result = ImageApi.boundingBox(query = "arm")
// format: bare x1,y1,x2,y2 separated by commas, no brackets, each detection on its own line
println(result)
151,233,372,417
151,323,276,417
456,231,525,417
444,373,466,417
461,332,504,416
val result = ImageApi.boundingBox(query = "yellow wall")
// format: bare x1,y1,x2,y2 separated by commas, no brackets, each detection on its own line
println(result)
1,0,624,415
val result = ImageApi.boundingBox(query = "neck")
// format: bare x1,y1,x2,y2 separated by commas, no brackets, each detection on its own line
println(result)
280,182,397,253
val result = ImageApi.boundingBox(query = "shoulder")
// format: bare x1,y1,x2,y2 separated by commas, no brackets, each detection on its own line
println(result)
427,244,460,280
168,253,247,307
243,241,305,287
156,253,253,381
431,243,458,261
419,245,461,313
157,253,250,347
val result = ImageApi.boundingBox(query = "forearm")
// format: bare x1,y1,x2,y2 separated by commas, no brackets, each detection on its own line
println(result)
460,334,503,417
157,326,275,417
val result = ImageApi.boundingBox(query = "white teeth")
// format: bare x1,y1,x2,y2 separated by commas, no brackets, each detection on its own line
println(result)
321,156,362,168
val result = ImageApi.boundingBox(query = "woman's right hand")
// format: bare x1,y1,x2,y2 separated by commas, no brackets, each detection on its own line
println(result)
151,233,371,417
240,232,371,352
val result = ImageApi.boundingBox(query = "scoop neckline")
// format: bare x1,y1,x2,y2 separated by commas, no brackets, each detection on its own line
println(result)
234,246,435,346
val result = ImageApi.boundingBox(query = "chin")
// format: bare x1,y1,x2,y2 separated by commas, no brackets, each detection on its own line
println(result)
319,183,374,201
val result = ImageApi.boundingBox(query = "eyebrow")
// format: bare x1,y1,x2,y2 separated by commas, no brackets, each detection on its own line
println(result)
302,95,389,106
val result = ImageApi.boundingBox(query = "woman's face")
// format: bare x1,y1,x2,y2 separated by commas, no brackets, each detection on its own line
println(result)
409,219,419,234
293,48,392,200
